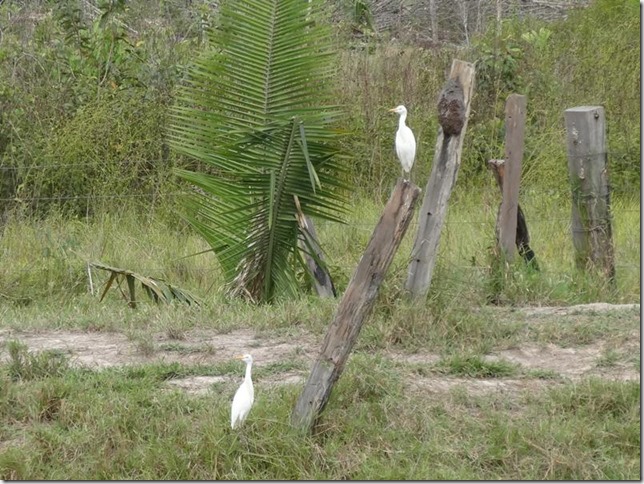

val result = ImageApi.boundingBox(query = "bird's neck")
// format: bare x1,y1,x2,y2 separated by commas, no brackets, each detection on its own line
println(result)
398,113,407,129
245,362,253,382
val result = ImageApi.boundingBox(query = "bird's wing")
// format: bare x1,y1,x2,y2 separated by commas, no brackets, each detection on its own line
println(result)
396,127,417,166
231,385,250,425
232,383,253,416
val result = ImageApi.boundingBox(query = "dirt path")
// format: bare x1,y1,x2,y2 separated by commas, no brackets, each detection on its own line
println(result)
0,303,639,398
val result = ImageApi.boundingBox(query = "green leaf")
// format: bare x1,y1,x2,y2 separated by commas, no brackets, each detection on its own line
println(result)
169,0,349,303
91,262,200,307
299,121,321,194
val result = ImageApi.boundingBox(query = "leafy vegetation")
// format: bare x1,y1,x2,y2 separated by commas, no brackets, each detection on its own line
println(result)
0,1,638,479
0,0,193,217
0,0,638,217
91,261,200,307
170,0,348,303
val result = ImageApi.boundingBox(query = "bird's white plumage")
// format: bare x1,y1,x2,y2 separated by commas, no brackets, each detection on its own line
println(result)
231,354,254,429
389,105,416,179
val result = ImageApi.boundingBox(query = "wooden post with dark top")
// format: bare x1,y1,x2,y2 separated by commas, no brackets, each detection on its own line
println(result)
564,106,615,281
291,179,421,432
405,59,475,300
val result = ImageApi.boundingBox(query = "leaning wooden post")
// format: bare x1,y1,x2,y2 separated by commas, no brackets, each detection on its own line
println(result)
405,59,475,299
300,215,336,297
497,94,526,261
292,179,421,432
294,195,336,298
564,106,615,281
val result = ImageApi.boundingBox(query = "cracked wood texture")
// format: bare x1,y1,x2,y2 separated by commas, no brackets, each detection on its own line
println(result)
405,59,475,299
291,179,421,432
564,106,615,281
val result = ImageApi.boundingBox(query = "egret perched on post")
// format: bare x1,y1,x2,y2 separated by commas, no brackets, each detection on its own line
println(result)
389,105,416,181
231,354,254,429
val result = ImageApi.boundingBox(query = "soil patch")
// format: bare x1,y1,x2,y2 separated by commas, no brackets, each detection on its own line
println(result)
521,302,639,317
0,303,639,398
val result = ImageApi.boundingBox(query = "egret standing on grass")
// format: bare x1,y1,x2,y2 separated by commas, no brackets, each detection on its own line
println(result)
389,105,416,181
231,354,254,429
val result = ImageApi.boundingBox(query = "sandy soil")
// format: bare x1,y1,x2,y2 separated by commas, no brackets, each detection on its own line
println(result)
0,303,639,398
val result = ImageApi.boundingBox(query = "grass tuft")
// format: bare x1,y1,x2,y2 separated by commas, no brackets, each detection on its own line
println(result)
6,340,71,381
433,354,519,378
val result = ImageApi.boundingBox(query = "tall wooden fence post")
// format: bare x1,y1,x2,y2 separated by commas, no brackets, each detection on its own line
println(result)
564,106,615,281
497,94,527,261
405,59,475,299
488,159,537,268
291,179,421,432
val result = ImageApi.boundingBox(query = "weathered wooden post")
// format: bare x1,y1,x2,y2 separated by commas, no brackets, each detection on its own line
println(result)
496,94,526,261
294,195,336,298
487,159,537,268
292,179,421,432
405,59,475,299
300,215,336,297
564,106,615,281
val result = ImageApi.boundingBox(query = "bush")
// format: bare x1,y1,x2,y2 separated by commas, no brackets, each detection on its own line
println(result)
463,0,639,193
0,0,638,217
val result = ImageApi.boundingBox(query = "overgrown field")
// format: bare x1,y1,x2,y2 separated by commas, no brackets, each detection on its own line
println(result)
0,0,640,480
0,302,640,480
0,185,639,311
0,189,640,480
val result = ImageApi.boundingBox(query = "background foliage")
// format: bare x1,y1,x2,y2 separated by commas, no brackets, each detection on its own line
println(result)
0,0,639,217
0,0,639,303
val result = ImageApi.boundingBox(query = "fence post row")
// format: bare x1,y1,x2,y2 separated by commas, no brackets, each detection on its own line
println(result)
564,106,615,281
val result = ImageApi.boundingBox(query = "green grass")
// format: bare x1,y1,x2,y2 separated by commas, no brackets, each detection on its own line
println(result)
159,342,215,355
1,190,637,331
432,354,519,378
0,351,638,480
524,309,639,348
4,340,71,382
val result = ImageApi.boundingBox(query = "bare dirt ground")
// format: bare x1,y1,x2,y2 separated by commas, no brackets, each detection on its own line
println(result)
0,303,639,398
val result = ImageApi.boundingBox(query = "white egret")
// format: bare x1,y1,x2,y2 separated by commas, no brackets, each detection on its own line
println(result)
389,105,417,180
231,354,254,429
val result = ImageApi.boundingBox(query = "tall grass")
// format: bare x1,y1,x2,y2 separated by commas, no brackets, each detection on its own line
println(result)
0,351,638,480
0,188,638,324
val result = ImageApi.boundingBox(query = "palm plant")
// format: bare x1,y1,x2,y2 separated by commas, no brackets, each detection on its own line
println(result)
169,0,348,303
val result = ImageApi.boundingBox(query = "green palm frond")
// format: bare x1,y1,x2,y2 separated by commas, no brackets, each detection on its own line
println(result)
169,0,348,303
91,262,200,308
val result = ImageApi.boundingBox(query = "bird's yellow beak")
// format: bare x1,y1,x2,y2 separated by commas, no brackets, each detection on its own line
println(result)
235,355,245,360
388,108,396,113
